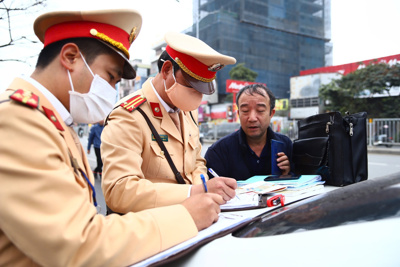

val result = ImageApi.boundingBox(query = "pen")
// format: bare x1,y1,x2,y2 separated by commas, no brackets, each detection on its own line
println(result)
208,168,240,200
200,174,208,193
208,168,219,178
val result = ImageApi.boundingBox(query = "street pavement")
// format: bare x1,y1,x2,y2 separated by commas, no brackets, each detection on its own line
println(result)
366,145,400,155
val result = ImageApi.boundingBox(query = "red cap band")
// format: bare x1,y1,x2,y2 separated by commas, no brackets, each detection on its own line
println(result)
44,21,130,54
166,45,216,81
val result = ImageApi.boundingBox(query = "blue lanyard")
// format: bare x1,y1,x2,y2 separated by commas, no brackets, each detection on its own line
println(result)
79,169,97,207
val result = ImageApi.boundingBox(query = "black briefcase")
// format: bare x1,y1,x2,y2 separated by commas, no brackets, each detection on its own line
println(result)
293,111,368,186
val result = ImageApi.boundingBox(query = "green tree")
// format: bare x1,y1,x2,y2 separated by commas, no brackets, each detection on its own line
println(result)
320,62,400,117
229,63,258,82
225,63,258,102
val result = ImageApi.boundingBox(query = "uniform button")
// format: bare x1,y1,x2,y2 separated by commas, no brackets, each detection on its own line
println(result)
185,149,187,153
257,160,259,163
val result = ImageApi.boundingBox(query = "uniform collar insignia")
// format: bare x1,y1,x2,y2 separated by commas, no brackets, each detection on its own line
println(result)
150,102,163,117
42,106,64,131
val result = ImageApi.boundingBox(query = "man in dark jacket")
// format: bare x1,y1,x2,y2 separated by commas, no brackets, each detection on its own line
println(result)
205,84,293,181
87,121,104,179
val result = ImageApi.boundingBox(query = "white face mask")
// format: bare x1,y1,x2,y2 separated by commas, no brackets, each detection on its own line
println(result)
68,52,117,124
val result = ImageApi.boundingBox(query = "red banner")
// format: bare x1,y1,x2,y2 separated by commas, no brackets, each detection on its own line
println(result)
226,80,267,93
299,54,400,76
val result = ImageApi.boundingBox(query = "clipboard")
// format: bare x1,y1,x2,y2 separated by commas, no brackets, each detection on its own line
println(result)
264,174,300,182
220,181,287,211
133,213,256,267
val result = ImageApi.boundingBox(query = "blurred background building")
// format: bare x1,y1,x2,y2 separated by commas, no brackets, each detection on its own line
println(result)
185,0,332,102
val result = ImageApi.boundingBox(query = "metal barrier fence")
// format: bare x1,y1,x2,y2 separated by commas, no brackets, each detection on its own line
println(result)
272,118,400,147
368,118,400,147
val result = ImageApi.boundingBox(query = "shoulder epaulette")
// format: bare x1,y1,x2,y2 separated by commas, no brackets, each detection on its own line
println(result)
9,89,39,109
120,95,146,112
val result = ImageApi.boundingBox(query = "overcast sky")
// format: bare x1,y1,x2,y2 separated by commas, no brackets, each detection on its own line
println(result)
1,0,399,90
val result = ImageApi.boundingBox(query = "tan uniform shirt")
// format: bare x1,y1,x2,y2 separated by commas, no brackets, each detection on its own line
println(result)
0,78,197,266
101,78,208,214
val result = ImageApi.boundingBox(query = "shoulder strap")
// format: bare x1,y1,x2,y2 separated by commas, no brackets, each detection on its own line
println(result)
137,107,186,184
104,95,147,126
120,95,146,112
189,111,198,126
5,89,65,131
9,89,39,109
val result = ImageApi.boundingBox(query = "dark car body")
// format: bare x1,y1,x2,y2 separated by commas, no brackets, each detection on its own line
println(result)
234,173,400,238
163,172,400,267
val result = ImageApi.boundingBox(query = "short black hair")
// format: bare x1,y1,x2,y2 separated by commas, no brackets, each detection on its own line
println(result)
157,50,180,73
36,38,114,69
236,83,276,112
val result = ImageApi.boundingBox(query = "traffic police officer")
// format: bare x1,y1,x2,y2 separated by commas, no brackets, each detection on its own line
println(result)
0,9,223,266
101,32,238,214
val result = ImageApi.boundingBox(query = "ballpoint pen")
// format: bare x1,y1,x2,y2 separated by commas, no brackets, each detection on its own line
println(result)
200,174,208,193
208,168,219,178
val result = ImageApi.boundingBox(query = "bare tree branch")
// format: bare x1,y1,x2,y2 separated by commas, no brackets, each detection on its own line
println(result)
0,0,46,59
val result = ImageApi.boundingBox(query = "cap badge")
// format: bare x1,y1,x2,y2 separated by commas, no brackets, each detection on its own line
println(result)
129,27,137,44
90,28,130,58
208,63,224,72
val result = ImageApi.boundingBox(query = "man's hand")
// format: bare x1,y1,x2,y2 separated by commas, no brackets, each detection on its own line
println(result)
191,177,237,202
207,177,237,201
182,193,224,231
87,150,90,154
277,152,290,175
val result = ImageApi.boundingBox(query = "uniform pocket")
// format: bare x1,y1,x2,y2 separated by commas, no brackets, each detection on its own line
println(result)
146,143,162,177
185,137,199,173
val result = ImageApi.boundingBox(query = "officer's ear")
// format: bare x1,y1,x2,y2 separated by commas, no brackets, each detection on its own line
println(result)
160,60,173,80
59,43,81,71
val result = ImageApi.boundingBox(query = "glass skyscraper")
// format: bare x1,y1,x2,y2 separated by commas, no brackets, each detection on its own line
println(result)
187,0,331,101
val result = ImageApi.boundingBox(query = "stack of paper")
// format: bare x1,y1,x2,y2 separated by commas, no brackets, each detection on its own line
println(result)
236,181,287,195
220,193,259,210
269,175,325,197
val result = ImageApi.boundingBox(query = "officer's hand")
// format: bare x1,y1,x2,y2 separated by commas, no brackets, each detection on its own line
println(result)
182,193,224,231
87,150,90,154
277,152,290,175
207,177,237,202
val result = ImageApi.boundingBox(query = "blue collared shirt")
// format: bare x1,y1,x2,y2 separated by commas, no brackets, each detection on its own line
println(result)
205,127,294,181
